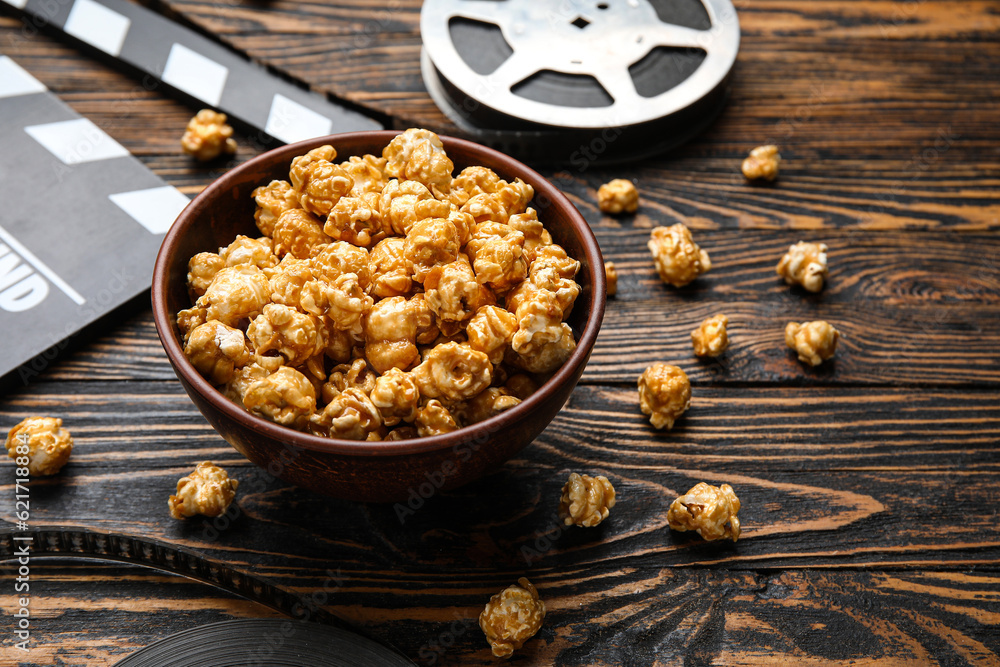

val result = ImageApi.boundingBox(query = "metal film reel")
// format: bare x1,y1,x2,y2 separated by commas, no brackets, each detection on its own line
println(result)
420,0,740,163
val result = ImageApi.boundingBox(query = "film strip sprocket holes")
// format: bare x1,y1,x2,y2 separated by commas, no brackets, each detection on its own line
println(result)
1,0,383,144
0,54,189,380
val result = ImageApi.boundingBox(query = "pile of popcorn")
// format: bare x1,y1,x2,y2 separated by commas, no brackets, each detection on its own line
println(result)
176,129,582,441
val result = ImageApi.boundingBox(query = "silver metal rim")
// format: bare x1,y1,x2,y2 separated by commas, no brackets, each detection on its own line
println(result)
420,0,740,130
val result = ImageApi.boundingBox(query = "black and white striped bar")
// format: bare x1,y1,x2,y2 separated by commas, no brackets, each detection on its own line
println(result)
0,54,189,381
0,0,383,143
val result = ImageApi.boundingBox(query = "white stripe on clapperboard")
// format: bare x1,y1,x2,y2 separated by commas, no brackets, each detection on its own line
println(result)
0,224,86,305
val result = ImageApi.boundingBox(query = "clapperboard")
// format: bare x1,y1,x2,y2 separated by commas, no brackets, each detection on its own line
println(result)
0,0,381,381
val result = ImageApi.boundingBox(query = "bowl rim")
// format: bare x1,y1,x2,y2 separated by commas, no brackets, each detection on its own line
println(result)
151,130,606,458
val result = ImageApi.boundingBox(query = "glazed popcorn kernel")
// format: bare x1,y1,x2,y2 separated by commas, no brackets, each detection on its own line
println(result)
184,320,252,385
178,130,582,440
597,178,639,214
638,363,691,431
412,342,493,401
187,251,225,299
246,303,326,368
777,241,829,293
6,417,73,477
181,109,236,162
252,180,300,237
604,261,618,297
667,482,741,542
168,461,239,520
785,320,840,366
648,224,712,288
742,144,781,182
691,314,730,358
559,473,616,528
479,577,546,659
414,399,459,437
243,366,317,429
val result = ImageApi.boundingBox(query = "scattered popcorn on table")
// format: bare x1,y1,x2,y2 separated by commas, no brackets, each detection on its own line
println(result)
176,129,584,441
604,261,618,297
667,482,741,542
181,109,237,162
559,473,616,527
691,314,729,358
479,577,547,658
5,417,73,476
638,363,691,430
785,321,840,366
597,178,639,214
648,224,712,288
168,461,239,520
777,241,828,292
741,144,781,182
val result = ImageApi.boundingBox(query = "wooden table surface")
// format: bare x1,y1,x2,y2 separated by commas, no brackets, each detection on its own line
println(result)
2,0,999,664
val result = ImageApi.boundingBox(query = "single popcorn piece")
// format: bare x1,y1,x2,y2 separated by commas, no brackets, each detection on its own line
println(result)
198,265,270,328
246,304,326,368
369,237,414,298
785,321,840,366
5,417,73,476
479,577,547,659
184,320,252,385
450,387,520,426
638,363,691,430
423,257,493,326
309,388,382,440
776,241,828,293
187,252,224,299
691,314,729,358
648,224,711,288
742,144,781,182
414,399,459,436
322,358,377,403
412,342,492,401
340,153,388,196
181,109,237,162
466,305,517,364
325,192,383,248
597,178,639,214
243,366,317,429
370,367,420,426
559,473,616,528
382,128,454,194
252,180,300,237
379,179,448,237
168,461,239,520
604,261,618,297
667,482,741,542
364,296,422,374
272,209,331,259
404,217,461,283
220,235,278,271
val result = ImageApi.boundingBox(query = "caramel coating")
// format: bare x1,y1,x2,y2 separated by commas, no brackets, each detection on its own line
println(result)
340,153,388,195
466,306,518,365
648,224,712,288
187,252,224,299
181,109,236,162
466,225,528,294
559,473,616,527
253,180,300,237
369,237,414,298
379,179,448,237
404,217,461,283
292,149,353,216
604,261,618,297
290,146,336,189
176,305,208,341
198,265,270,328
597,178,639,214
272,209,331,260
508,209,552,264
412,342,492,401
184,320,252,385
414,399,459,436
221,235,278,271
322,358,377,403
691,314,730,358
382,128,454,193
247,303,325,368
423,257,493,326
742,144,781,182
451,387,520,426
5,416,73,476
364,296,422,374
461,193,509,224
243,366,316,429
638,363,691,430
223,363,271,404
370,367,421,426
168,461,239,520
508,287,576,373
325,192,383,248
310,388,382,440
311,242,371,289
785,321,840,366
777,241,828,293
479,578,546,658
667,482,741,542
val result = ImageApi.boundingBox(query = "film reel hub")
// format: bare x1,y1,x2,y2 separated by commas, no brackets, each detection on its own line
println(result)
421,0,740,161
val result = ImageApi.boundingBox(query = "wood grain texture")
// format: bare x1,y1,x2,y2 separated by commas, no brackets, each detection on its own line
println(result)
0,0,998,664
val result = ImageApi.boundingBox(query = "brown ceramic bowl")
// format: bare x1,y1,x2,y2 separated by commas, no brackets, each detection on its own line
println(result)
152,131,605,502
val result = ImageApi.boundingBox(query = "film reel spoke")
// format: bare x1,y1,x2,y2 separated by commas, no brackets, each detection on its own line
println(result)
594,68,642,107
486,50,545,91
448,0,506,27
646,23,712,49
